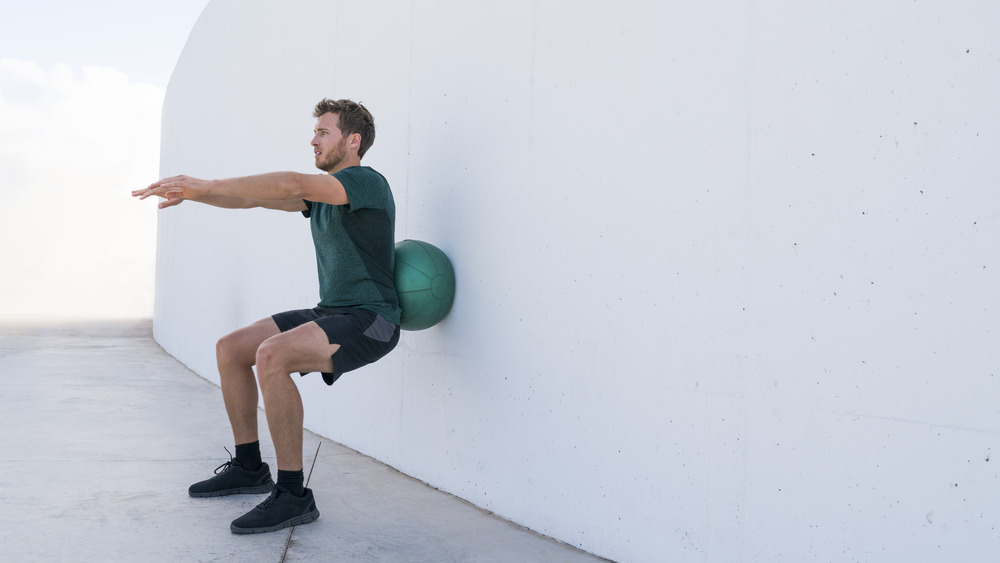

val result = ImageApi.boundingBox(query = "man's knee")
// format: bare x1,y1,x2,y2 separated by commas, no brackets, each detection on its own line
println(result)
255,338,289,379
217,331,239,363
217,328,260,369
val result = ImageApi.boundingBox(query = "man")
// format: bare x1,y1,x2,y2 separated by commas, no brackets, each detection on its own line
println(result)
133,99,401,534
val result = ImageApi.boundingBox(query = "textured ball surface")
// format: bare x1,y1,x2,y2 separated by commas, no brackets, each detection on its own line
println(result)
394,239,455,331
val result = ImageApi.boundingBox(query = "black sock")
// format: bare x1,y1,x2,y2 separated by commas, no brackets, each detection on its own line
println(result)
234,441,262,471
277,469,305,497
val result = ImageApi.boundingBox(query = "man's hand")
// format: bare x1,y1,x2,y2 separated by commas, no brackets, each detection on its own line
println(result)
132,175,209,209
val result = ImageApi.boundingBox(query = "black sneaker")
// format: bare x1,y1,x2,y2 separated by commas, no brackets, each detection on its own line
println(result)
189,455,274,498
230,486,320,534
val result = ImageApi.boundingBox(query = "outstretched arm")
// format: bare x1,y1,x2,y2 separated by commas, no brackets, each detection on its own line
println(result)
132,172,349,211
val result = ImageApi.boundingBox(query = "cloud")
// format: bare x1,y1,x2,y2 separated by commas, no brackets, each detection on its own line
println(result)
0,58,164,322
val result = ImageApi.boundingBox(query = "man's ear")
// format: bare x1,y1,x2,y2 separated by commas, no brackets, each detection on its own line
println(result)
349,132,362,151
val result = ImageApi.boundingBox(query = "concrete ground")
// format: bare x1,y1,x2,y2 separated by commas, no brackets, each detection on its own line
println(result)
0,320,606,563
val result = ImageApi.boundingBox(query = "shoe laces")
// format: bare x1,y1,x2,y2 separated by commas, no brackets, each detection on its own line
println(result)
213,447,242,475
256,488,281,510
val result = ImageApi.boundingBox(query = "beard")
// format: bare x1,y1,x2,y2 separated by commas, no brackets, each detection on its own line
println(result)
315,138,349,173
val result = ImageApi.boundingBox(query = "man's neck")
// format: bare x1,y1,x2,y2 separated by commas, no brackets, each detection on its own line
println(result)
329,156,362,174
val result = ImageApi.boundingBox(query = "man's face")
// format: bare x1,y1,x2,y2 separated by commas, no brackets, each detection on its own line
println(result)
312,112,349,173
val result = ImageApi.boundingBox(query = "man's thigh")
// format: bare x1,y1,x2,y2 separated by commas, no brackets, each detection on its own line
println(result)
260,321,340,375
269,308,399,384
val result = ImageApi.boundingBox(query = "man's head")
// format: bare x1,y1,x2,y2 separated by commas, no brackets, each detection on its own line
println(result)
313,98,375,158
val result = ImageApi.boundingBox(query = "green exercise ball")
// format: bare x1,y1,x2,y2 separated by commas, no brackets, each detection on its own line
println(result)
394,239,455,331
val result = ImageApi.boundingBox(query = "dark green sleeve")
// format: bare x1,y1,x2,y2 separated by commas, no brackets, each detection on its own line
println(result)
333,167,389,212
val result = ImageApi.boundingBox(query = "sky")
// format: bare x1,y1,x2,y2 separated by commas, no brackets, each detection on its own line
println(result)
0,0,209,323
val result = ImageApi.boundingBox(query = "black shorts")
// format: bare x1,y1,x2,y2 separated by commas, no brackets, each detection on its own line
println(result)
271,307,400,385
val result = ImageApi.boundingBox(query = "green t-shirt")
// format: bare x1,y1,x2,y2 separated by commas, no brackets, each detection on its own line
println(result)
302,166,401,325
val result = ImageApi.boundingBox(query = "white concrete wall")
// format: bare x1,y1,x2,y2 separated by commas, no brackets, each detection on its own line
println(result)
154,1,1000,560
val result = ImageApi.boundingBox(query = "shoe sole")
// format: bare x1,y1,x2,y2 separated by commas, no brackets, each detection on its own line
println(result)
189,482,274,498
230,508,320,534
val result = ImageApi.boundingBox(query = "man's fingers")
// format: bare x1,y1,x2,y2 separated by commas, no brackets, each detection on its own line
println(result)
134,175,196,207
132,185,184,201
158,196,185,209
133,175,187,196
134,188,160,200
